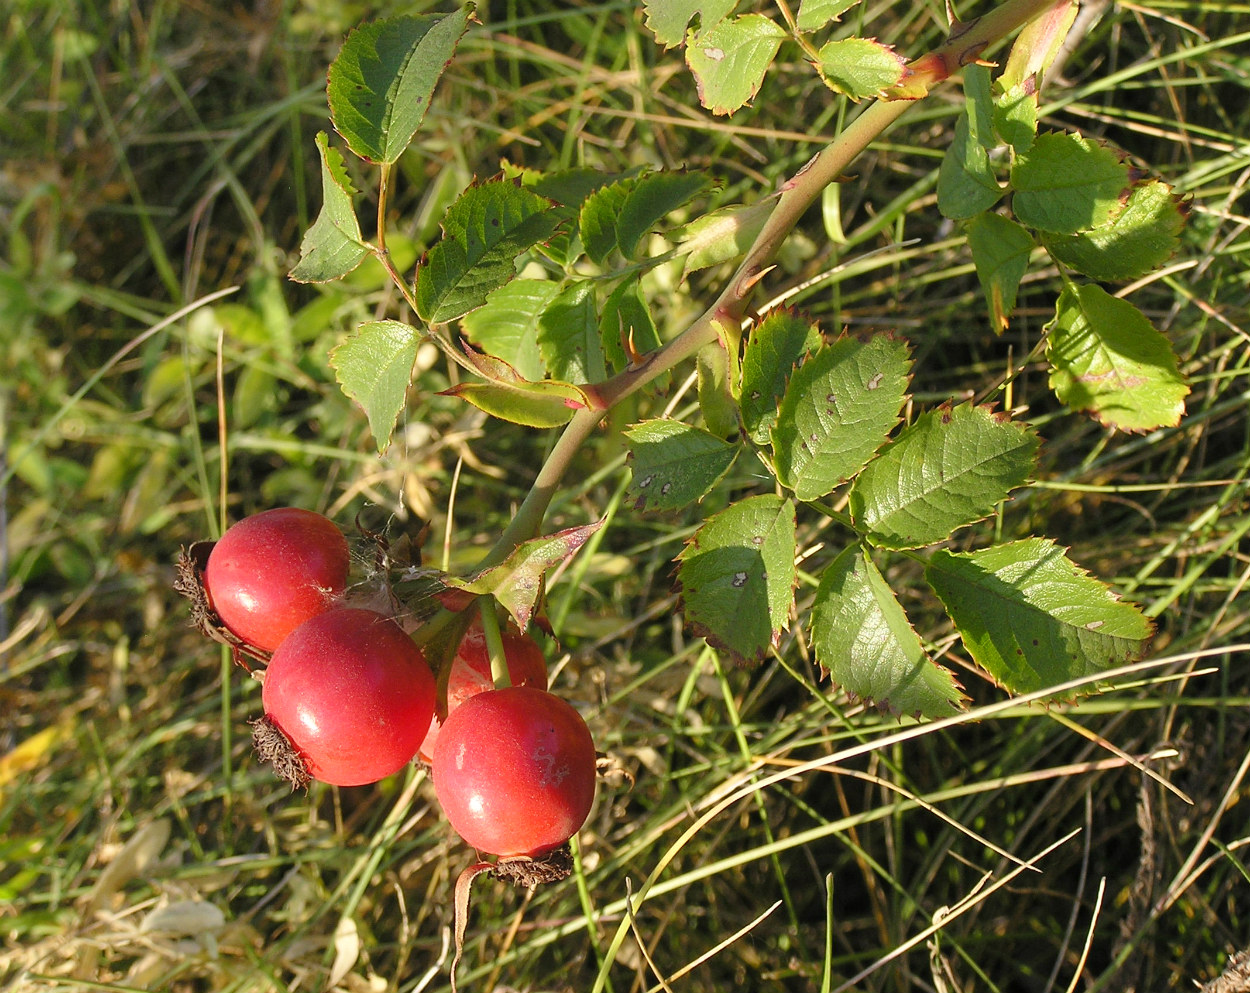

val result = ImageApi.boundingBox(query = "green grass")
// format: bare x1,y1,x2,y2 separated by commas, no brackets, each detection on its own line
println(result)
2,1,1249,991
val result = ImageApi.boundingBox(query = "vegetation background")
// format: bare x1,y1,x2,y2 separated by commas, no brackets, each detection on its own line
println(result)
2,0,1248,991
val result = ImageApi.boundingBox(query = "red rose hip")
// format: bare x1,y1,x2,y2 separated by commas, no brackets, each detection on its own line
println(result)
205,507,350,653
417,616,548,762
257,607,435,787
432,686,596,857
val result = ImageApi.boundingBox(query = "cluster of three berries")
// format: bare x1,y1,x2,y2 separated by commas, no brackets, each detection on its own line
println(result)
201,508,595,858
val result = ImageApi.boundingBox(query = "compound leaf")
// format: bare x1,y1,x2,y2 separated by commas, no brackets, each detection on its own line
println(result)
414,179,564,324
1044,179,1185,282
685,14,787,116
677,494,796,665
1010,132,1129,235
327,8,473,164
815,37,908,102
926,538,1154,697
849,404,1039,549
290,132,371,283
967,211,1036,332
811,546,965,718
1046,283,1188,431
772,334,911,501
740,310,823,445
330,320,422,452
625,419,738,512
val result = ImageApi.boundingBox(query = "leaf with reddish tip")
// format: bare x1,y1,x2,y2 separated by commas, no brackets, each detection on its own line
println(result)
445,520,606,631
967,212,1035,332
814,37,908,102
441,345,590,428
1043,179,1186,282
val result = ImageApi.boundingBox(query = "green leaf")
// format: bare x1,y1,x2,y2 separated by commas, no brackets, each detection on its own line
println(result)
1000,0,1078,91
624,419,739,512
771,334,912,501
740,310,823,445
642,0,737,48
327,7,473,164
289,132,371,283
677,494,797,665
537,281,605,384
962,63,997,150
600,278,662,373
578,179,632,266
849,404,1039,549
525,167,619,264
796,0,861,32
1010,132,1130,235
330,320,422,452
618,171,714,259
937,113,1003,220
460,278,558,382
814,37,908,102
697,341,739,438
1043,180,1185,282
1046,283,1189,431
810,546,965,718
580,171,713,264
926,538,1154,697
441,343,590,428
993,83,1038,153
685,14,787,116
677,200,771,279
526,167,618,209
441,380,582,428
445,520,604,631
414,179,564,324
967,211,1036,332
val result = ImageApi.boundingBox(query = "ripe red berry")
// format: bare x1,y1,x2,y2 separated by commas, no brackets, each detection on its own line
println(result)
432,686,595,857
257,607,435,787
205,507,350,653
417,616,548,762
